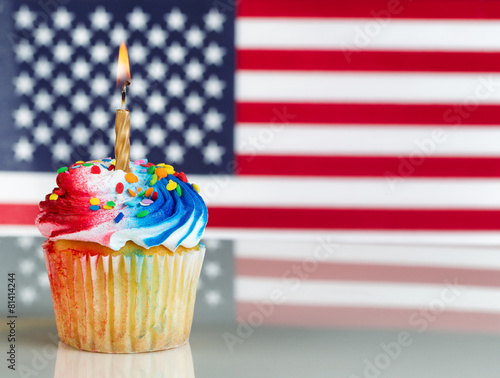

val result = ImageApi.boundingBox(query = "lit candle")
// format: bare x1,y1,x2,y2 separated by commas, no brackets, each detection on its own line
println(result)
115,42,131,172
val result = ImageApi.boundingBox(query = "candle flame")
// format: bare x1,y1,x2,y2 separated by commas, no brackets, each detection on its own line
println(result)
116,41,131,87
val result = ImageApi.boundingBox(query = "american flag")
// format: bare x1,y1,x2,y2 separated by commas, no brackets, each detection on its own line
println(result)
3,0,500,332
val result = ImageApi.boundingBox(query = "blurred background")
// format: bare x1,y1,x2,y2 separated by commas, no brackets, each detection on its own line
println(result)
3,0,500,377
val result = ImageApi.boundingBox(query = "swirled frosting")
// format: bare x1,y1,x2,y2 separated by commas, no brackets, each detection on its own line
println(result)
35,158,208,251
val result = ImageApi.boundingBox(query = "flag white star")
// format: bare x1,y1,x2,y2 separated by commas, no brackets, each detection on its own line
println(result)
16,236,34,250
131,108,148,130
167,42,187,64
130,75,147,96
147,91,167,113
110,24,129,46
204,9,225,32
147,125,167,147
34,24,54,46
15,6,35,29
34,57,53,78
13,73,34,95
148,25,167,47
205,290,222,307
165,8,186,30
203,108,225,131
20,287,37,305
54,8,73,29
204,261,222,279
54,107,71,129
54,41,73,63
204,42,225,65
90,140,109,159
73,58,91,79
184,126,204,147
13,137,34,162
53,139,71,161
128,7,149,30
90,74,109,96
33,123,53,145
203,239,221,250
72,123,90,145
129,42,148,64
185,92,205,113
130,141,148,161
166,74,186,97
91,42,110,63
19,259,36,275
34,90,53,111
185,26,205,48
54,74,71,96
185,59,205,81
72,91,91,112
165,141,185,163
13,105,33,128
166,108,185,130
91,6,112,30
38,274,50,288
72,24,91,46
15,41,34,62
147,58,167,79
203,141,225,164
91,108,110,130
204,75,225,98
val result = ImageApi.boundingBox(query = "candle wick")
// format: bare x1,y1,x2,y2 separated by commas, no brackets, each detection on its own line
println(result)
121,80,131,109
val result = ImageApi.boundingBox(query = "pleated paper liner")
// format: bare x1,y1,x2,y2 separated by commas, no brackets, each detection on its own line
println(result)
43,239,205,353
54,341,195,378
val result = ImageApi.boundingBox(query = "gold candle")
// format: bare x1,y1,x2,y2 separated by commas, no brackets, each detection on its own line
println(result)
115,106,130,172
114,42,131,172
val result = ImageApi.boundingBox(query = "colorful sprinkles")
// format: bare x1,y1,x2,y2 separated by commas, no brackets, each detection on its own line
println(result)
114,212,124,223
48,158,203,222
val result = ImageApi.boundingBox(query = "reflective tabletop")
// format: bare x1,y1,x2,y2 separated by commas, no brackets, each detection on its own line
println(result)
2,318,500,378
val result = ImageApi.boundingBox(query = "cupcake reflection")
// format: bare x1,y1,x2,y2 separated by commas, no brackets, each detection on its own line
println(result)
54,342,195,378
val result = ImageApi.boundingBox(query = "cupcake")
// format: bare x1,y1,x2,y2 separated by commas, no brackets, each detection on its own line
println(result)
35,158,208,353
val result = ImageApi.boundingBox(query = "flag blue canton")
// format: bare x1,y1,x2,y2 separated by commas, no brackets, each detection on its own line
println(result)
1,0,234,174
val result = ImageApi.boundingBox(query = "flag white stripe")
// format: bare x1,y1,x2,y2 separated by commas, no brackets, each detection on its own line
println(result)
7,226,500,247
236,277,500,312
236,18,500,51
235,241,500,270
4,172,500,209
236,124,500,156
236,71,500,103
4,173,500,209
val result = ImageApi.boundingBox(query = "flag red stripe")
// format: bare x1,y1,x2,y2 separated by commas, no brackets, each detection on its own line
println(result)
208,207,500,230
237,303,500,333
0,204,38,225
236,102,500,125
237,50,500,73
236,155,500,178
237,258,500,287
237,0,500,19
7,204,500,230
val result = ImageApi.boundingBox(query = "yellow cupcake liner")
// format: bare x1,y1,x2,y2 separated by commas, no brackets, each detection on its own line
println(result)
43,241,205,353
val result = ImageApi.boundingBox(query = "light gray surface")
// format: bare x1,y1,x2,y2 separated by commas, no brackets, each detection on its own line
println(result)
1,318,500,378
